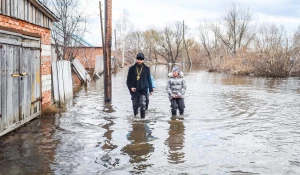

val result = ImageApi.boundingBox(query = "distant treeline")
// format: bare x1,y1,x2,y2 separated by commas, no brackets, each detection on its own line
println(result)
114,3,300,77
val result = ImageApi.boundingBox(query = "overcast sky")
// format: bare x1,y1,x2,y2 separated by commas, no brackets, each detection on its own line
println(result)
84,0,300,46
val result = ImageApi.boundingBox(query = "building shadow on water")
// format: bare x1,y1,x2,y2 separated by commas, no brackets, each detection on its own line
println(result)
0,116,58,174
101,117,117,151
101,102,117,151
121,121,155,173
165,119,186,164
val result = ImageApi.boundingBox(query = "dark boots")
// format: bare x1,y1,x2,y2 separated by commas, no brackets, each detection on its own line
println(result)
179,109,184,115
171,110,177,116
140,110,145,119
134,109,138,116
171,109,183,115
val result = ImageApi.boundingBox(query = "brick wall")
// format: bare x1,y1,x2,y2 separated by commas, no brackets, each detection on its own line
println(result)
0,14,53,109
70,47,103,70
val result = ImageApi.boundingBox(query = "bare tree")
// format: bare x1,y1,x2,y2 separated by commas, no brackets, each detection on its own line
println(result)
40,0,50,6
219,3,255,54
198,23,214,69
142,28,160,62
293,25,300,53
290,25,300,75
254,23,293,76
126,30,144,62
115,10,133,67
198,21,224,69
156,21,187,63
49,0,87,60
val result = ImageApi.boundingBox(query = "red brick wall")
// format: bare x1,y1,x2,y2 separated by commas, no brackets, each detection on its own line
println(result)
0,15,51,44
0,14,52,109
70,47,103,70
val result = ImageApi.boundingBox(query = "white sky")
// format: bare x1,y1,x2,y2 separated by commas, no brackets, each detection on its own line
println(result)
83,0,300,46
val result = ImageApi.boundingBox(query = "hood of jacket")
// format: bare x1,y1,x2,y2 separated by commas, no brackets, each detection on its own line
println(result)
168,71,184,78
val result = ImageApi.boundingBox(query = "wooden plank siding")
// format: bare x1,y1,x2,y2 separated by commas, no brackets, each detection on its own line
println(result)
30,48,41,114
12,45,20,123
0,29,41,137
6,45,13,125
0,0,54,29
1,0,5,15
0,44,2,123
5,0,10,16
52,60,73,103
1,44,7,129
0,46,3,128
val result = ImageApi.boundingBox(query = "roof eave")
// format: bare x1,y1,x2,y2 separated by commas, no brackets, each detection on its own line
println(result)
29,0,59,22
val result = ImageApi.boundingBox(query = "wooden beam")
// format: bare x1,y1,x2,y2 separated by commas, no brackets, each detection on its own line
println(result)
104,0,112,102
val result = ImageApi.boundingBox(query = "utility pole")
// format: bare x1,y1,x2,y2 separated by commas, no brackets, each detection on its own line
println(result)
99,1,105,50
114,29,117,67
104,0,112,102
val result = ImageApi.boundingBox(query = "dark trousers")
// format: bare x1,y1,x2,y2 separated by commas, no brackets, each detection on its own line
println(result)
132,94,147,116
145,94,149,110
170,98,185,115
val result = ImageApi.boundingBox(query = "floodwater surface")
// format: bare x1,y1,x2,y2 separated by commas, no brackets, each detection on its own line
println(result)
1,65,300,175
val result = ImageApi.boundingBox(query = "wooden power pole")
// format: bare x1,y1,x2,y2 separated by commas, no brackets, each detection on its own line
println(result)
104,0,112,102
99,1,105,50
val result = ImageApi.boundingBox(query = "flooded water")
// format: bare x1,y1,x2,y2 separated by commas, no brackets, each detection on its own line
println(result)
1,64,300,175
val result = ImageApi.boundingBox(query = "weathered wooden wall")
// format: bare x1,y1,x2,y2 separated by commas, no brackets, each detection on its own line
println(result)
94,56,104,76
0,0,53,28
0,29,41,137
52,60,73,104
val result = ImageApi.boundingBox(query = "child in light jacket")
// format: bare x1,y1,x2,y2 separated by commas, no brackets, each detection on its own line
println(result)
166,66,187,115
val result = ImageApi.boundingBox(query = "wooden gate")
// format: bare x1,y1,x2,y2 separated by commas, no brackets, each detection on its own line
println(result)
0,30,41,137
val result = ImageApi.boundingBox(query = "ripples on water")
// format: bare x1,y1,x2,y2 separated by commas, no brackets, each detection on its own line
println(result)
1,65,300,174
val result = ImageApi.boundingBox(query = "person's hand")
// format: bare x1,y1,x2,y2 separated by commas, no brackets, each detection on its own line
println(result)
150,92,153,95
172,94,178,98
131,87,136,92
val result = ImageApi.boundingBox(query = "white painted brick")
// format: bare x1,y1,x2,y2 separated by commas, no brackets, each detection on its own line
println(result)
41,44,51,56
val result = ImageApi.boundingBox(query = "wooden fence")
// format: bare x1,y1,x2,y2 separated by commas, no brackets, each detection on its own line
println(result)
93,56,104,78
52,60,73,104
72,58,91,83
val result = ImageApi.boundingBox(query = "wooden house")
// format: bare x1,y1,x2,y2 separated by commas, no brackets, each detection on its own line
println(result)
0,0,58,137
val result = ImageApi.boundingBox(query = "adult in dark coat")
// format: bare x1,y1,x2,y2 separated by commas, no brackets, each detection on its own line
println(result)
126,53,153,118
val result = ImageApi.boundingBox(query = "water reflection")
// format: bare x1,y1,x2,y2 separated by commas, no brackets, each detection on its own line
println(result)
121,121,155,173
1,64,300,174
150,64,169,79
150,64,206,80
165,119,185,164
0,116,57,174
101,117,117,151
